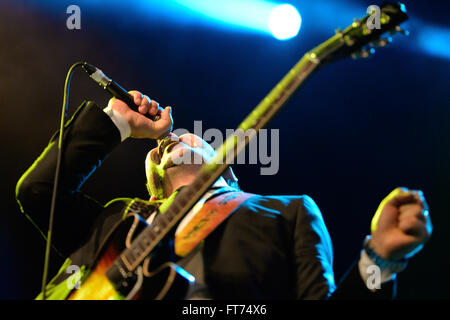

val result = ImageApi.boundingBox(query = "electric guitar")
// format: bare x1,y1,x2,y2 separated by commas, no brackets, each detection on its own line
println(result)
64,2,409,300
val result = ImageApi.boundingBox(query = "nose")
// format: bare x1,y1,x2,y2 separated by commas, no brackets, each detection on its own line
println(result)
158,133,181,160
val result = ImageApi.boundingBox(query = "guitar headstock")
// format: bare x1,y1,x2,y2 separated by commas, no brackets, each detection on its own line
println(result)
308,2,409,65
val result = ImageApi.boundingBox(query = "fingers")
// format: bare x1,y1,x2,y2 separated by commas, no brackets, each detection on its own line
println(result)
152,106,173,139
414,190,429,212
398,200,433,239
129,90,143,106
150,99,162,116
371,187,430,234
125,90,173,139
129,90,161,117
399,204,426,222
393,190,430,236
139,96,160,116
386,187,427,209
159,106,173,122
398,211,431,239
370,187,433,261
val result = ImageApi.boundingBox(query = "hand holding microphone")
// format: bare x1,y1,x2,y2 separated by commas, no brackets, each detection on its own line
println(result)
108,90,173,139
82,62,173,139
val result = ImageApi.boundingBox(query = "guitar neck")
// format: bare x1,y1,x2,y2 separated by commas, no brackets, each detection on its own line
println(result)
117,55,319,272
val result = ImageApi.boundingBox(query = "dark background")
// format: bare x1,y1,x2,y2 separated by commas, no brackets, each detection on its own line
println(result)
1,0,449,299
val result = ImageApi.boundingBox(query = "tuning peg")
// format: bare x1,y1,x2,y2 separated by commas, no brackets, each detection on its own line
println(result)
377,36,392,47
351,48,375,59
369,36,392,48
344,35,355,46
361,48,375,58
377,39,388,47
395,25,410,36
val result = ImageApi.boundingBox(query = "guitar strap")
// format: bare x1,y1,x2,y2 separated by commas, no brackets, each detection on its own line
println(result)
174,190,255,257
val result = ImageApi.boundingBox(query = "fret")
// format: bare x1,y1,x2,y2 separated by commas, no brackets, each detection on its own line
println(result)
155,215,168,229
152,224,161,234
181,187,195,200
146,230,156,242
129,242,144,259
137,239,148,253
163,209,175,221
196,174,208,189
164,203,179,219
122,249,136,268
199,172,211,183
177,195,188,208
121,232,154,270
139,230,155,249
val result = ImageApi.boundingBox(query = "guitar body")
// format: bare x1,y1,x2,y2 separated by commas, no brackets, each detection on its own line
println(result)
67,214,193,300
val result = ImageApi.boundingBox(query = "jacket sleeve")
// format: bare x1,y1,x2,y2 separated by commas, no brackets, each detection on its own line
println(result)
293,195,396,300
15,101,122,257
293,195,336,299
330,259,396,300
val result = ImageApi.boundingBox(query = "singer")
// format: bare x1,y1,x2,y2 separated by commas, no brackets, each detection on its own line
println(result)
16,90,432,299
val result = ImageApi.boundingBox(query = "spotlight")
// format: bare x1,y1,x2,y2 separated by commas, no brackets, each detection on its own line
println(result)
418,25,450,60
268,4,302,40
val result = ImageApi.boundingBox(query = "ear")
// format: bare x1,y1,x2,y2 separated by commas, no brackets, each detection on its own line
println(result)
222,166,238,183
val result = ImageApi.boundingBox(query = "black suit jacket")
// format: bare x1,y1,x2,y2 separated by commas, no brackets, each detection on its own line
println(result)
16,101,395,299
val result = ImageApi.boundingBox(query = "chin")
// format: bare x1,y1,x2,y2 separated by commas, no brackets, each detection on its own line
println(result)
166,162,202,175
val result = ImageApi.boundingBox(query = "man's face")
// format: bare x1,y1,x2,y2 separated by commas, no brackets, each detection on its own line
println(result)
145,133,216,199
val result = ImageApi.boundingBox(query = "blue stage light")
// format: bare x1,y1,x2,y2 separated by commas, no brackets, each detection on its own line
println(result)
172,0,274,33
418,25,450,60
172,0,302,40
268,4,302,40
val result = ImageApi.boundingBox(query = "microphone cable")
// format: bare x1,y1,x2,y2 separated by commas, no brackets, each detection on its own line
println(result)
41,61,84,300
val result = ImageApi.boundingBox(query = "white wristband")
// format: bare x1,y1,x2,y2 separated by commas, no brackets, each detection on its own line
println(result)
103,106,131,142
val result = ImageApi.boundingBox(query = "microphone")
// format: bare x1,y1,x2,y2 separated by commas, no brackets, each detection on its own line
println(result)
81,62,161,121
